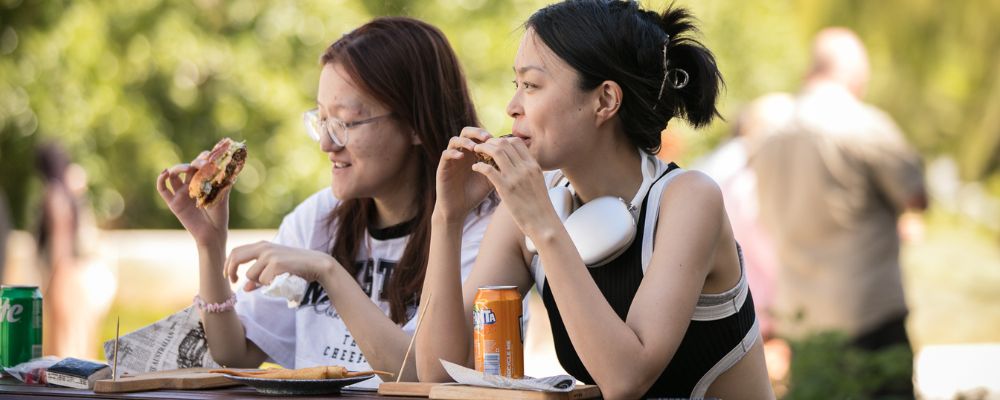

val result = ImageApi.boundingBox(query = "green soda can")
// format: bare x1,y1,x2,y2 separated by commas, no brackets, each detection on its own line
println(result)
0,285,43,368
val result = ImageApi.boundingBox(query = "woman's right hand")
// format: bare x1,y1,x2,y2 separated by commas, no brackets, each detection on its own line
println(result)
156,151,231,248
435,127,497,222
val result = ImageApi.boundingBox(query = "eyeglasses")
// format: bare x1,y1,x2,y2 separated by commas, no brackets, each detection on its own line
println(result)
302,108,393,147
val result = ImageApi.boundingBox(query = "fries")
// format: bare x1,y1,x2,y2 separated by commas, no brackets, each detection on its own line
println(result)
211,366,392,380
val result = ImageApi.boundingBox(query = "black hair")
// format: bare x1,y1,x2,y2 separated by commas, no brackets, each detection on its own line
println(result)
526,0,723,154
35,142,71,183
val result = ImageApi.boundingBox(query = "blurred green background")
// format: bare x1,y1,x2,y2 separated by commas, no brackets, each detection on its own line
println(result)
2,0,999,231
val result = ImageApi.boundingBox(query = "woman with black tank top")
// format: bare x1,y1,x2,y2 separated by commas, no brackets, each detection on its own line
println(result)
417,1,773,398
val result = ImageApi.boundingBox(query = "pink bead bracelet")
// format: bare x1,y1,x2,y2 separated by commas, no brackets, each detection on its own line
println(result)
194,293,237,313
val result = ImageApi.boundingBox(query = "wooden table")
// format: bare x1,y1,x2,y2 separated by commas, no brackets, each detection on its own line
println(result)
0,377,422,399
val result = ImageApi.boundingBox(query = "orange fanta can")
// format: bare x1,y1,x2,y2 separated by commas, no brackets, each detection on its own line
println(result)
473,286,523,378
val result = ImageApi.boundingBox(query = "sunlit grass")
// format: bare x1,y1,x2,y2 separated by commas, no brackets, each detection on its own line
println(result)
903,210,1000,348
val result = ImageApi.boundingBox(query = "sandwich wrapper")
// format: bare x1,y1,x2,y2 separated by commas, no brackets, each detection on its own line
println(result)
440,359,576,393
261,272,308,308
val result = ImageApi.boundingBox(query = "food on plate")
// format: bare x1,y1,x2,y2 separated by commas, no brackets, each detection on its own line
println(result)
187,137,247,208
210,366,391,380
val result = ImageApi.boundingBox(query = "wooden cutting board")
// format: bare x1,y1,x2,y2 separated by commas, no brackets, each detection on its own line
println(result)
378,382,439,397
92,367,241,393
429,384,601,399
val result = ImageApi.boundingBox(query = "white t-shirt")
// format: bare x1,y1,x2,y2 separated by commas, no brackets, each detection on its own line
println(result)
234,188,493,387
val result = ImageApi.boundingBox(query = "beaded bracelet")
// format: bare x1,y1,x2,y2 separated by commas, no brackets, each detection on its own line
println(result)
194,293,237,313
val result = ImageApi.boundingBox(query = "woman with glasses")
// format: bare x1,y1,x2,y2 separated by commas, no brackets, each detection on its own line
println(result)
416,1,773,398
156,17,493,385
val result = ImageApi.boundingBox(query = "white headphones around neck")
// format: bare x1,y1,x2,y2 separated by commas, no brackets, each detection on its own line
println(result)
525,150,664,267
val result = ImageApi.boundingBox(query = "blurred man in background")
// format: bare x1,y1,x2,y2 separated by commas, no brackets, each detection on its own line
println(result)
752,27,927,396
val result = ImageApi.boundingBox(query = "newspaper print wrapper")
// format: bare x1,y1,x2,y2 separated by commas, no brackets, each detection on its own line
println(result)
260,272,308,308
102,306,220,377
440,359,576,392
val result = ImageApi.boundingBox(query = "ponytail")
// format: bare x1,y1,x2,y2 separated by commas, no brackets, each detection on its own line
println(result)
653,7,723,128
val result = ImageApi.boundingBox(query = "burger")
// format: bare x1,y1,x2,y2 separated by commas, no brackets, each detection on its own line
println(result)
476,134,513,170
477,152,498,170
188,138,248,208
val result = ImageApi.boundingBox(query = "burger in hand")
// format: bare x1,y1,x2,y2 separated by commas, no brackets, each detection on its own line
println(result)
476,134,513,170
188,137,248,208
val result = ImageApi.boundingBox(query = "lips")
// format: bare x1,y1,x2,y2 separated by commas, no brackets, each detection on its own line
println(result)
512,134,531,147
508,129,531,145
332,161,352,169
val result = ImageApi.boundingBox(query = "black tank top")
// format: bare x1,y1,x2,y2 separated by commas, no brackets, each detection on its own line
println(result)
540,164,757,398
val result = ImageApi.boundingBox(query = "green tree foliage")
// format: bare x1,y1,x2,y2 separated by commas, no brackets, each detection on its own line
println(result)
2,0,997,229
0,0,532,229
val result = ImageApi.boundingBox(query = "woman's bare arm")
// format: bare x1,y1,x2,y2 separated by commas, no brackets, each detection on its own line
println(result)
416,203,532,382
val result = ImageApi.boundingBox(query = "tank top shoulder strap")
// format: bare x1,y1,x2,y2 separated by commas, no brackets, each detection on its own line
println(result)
640,162,685,274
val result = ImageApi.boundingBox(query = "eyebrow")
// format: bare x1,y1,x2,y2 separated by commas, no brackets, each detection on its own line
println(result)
316,101,363,116
513,65,546,75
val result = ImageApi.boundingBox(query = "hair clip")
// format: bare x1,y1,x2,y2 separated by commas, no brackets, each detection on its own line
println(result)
668,68,689,89
653,36,670,110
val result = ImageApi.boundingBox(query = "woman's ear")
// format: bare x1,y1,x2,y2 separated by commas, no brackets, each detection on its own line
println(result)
411,131,422,145
595,80,622,126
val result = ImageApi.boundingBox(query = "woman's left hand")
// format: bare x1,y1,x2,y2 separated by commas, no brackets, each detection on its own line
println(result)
472,137,561,238
224,241,341,291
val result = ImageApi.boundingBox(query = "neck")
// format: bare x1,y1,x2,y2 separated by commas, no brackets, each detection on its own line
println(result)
371,154,422,229
561,129,643,205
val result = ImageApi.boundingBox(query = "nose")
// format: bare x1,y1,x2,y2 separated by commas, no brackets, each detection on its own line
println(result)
319,132,344,153
506,91,523,119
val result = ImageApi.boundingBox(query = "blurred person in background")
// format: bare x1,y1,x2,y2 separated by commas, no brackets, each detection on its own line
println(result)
157,17,494,383
694,93,796,382
35,143,117,359
752,27,927,396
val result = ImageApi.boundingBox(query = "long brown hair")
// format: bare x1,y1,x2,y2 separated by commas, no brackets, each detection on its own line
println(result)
321,17,479,324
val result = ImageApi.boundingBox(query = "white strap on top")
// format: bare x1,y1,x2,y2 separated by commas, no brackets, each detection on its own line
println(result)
640,166,686,273
640,168,752,322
